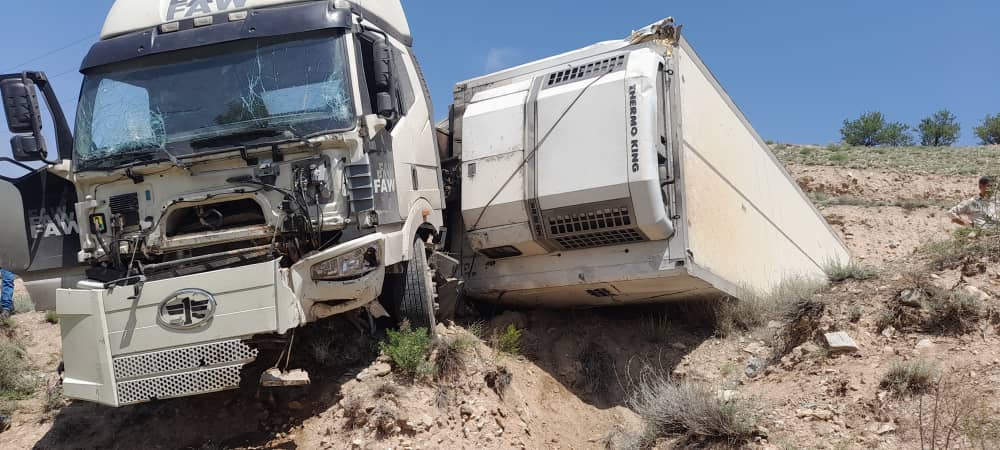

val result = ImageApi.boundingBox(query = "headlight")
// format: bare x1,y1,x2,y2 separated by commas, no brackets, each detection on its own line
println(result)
311,243,382,281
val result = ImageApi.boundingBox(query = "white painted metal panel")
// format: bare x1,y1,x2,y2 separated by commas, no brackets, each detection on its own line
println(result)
676,39,850,295
535,72,630,209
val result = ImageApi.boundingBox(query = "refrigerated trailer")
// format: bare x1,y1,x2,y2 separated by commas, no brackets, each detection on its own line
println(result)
0,0,848,407
446,27,851,306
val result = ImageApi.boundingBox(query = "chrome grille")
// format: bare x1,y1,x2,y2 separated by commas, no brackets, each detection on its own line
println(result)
113,339,257,381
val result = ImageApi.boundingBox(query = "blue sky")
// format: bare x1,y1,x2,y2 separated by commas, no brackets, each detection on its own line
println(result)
1,0,999,176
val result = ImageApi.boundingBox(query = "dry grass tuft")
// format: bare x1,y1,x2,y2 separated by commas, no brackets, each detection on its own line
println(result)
579,342,615,395
485,365,512,399
915,368,1000,449
879,276,984,336
12,295,34,315
825,260,879,282
603,426,654,450
880,360,939,397
628,372,759,445
433,335,473,383
639,314,672,343
925,291,983,335
0,334,35,400
341,394,366,429
772,295,828,360
43,382,65,414
715,280,823,338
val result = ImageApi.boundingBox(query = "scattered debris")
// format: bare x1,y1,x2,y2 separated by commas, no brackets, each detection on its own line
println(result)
824,332,860,354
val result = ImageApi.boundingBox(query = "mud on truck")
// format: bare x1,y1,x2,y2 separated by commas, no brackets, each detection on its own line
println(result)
0,0,848,408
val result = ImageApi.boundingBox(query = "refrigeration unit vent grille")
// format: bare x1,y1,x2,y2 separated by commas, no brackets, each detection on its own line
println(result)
545,54,626,88
545,205,646,250
554,229,645,250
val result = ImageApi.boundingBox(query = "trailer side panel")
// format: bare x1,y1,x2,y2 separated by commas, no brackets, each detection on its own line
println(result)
676,40,849,295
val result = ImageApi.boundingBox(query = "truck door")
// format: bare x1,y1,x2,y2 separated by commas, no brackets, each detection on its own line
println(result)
0,163,80,275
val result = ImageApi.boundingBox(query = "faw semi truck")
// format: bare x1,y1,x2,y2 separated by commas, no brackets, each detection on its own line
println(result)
0,0,848,407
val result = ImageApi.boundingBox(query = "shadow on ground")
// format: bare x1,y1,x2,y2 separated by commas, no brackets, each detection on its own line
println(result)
33,316,378,450
481,301,717,410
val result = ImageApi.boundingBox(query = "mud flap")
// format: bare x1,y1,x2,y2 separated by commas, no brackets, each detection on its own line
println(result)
0,167,80,274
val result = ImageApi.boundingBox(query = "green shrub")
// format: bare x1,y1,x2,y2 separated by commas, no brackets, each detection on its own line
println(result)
379,321,433,378
975,114,1000,145
494,324,523,355
919,110,961,146
881,360,938,396
45,311,58,325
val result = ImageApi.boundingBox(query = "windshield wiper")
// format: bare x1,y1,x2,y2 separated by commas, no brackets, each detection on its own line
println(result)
80,150,161,170
84,146,187,171
190,126,306,150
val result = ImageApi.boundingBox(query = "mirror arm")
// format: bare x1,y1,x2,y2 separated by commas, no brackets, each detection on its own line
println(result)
0,156,37,182
22,72,73,163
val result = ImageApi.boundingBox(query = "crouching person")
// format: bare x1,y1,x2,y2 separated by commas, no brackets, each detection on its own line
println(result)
949,176,999,228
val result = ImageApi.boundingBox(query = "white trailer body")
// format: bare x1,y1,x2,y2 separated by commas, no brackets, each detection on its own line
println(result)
448,26,849,306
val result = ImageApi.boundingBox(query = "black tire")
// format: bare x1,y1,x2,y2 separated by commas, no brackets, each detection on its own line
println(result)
396,237,437,331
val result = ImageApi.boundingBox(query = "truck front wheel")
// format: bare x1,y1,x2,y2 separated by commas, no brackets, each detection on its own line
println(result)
383,237,437,332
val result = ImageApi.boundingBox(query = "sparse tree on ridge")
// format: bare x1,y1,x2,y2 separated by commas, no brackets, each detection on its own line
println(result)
918,110,960,147
975,114,1000,145
841,111,914,147
841,111,885,146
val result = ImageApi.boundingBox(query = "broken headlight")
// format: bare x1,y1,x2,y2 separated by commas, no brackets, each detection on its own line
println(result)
310,243,382,281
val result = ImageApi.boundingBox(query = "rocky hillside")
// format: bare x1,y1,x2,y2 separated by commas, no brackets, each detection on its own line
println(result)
2,145,1000,449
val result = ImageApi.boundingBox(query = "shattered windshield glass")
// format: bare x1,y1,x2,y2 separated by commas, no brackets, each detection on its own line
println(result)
74,31,354,171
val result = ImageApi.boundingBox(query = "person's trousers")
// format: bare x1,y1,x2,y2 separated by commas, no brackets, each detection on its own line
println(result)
1,269,14,312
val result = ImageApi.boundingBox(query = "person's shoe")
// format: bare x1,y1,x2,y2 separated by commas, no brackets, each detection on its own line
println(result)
0,414,10,432
0,309,11,322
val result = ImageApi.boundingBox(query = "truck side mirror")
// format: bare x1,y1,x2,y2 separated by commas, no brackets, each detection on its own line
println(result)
0,76,47,162
372,40,397,119
11,135,45,161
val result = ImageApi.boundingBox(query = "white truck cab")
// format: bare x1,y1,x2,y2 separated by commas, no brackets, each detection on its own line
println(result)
0,0,443,406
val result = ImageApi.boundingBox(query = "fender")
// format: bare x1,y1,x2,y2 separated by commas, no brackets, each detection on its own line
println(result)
381,198,442,266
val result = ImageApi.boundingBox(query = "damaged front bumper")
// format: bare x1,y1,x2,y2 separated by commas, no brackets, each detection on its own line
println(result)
58,235,390,407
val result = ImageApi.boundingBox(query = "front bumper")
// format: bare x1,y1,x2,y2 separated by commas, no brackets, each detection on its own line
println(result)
58,236,389,407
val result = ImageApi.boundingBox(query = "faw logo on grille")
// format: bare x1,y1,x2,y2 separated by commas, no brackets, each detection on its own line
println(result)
158,289,217,330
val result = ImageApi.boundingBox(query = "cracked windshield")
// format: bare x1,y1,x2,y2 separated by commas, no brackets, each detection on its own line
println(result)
74,31,355,170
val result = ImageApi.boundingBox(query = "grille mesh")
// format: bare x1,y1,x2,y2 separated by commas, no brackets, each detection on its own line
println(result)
109,193,139,214
546,55,626,88
554,229,645,250
548,207,632,236
113,340,257,381
117,364,245,405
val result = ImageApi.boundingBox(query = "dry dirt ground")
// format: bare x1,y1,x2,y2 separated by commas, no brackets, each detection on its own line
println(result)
3,154,1000,449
